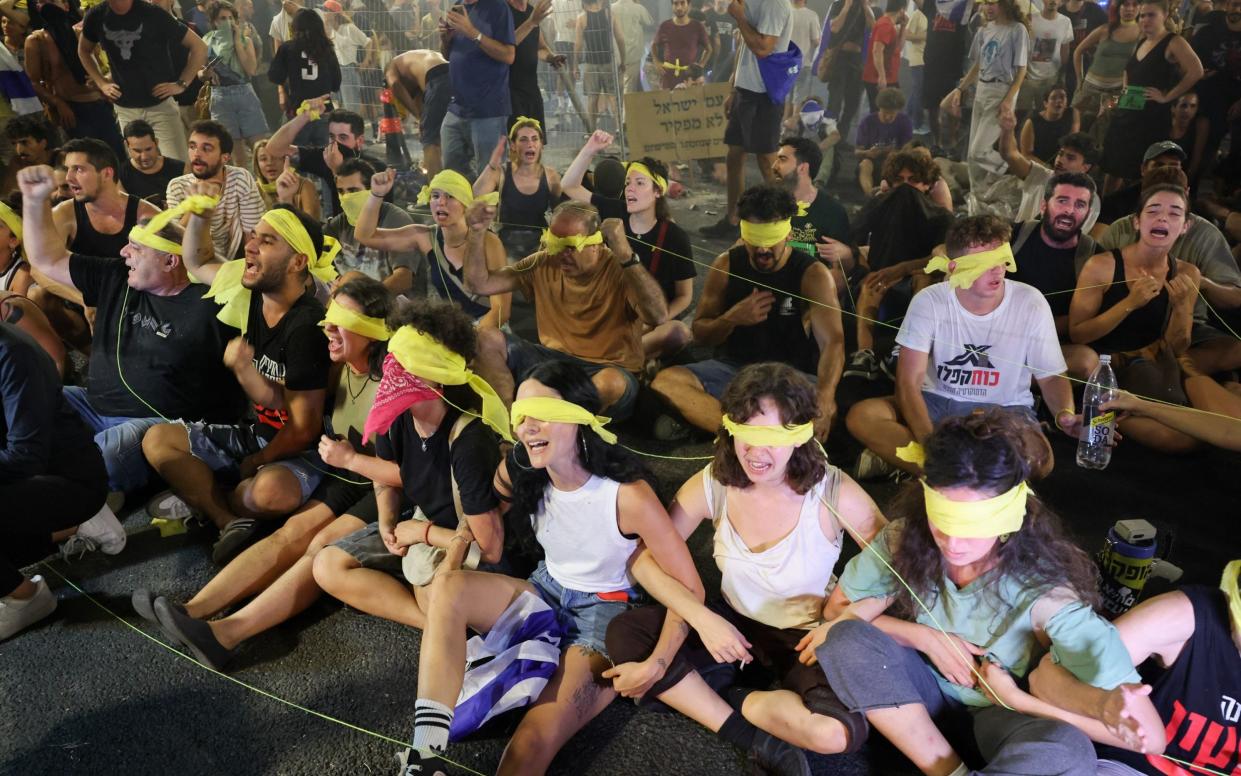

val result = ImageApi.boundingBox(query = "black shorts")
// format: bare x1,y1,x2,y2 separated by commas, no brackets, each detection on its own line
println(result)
307,475,372,519
421,63,452,147
723,87,783,155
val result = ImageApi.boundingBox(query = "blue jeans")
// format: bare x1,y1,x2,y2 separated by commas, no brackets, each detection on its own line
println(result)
440,111,508,178
907,64,925,127
62,386,160,493
210,83,269,140
528,562,636,658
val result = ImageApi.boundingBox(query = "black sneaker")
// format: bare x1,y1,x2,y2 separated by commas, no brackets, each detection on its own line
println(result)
699,217,739,239
747,730,811,776
842,349,879,381
211,518,259,566
153,596,235,671
397,748,449,776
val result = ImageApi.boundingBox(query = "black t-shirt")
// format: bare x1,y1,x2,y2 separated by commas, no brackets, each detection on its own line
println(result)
69,254,242,421
707,9,737,65
626,218,695,304
854,185,953,272
245,289,330,431
789,188,851,259
827,0,866,48
1100,183,1141,226
590,191,628,221
1009,221,1079,318
1062,1,1107,50
1192,13,1241,84
268,42,343,108
82,2,188,108
119,158,185,209
509,2,540,97
376,408,500,527
722,245,819,371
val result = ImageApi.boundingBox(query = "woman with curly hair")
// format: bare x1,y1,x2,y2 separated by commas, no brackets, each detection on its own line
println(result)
401,360,702,776
605,362,885,774
815,409,1144,776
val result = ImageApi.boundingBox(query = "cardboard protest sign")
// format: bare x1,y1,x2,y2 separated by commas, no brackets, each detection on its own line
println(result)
623,83,731,161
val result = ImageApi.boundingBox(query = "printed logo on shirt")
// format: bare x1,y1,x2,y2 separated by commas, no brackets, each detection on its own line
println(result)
103,23,143,60
1224,694,1241,724
937,344,1001,395
255,354,286,385
1148,698,1241,774
128,311,173,338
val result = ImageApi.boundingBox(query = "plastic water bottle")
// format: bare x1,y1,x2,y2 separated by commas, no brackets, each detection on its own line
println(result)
1077,355,1118,469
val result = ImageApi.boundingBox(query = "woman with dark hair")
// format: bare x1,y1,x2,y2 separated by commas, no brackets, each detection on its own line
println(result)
133,275,397,670
816,409,1143,776
200,0,267,169
1020,85,1080,165
1071,0,1141,132
401,360,702,776
472,117,563,262
268,8,342,147
605,362,885,772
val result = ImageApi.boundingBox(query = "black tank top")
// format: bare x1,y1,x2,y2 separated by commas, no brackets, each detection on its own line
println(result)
1092,248,1172,353
583,5,612,65
1030,111,1074,163
71,195,141,258
721,245,819,371
499,165,551,234
1125,33,1178,91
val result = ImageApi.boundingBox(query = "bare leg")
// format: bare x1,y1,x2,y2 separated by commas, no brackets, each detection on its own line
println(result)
424,144,443,176
142,423,238,529
591,367,631,414
725,146,747,223
643,670,735,732
741,689,848,754
312,545,431,629
229,466,307,520
641,320,692,359
1062,344,1099,382
865,704,964,776
756,152,778,185
1188,337,1241,374
476,327,516,406
845,396,920,474
858,158,875,195
651,365,722,432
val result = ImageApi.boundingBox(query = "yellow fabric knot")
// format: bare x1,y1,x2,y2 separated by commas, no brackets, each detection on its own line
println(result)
924,243,1017,290
129,194,220,256
415,169,501,208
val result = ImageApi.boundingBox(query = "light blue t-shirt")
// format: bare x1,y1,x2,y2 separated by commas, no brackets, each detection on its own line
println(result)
840,520,1141,707
734,0,794,93
969,21,1030,84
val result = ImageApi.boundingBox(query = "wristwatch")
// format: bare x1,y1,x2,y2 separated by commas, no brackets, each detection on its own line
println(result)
473,30,483,42
619,256,640,269
176,78,188,89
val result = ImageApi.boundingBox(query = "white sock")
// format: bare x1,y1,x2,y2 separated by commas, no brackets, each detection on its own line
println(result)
411,699,453,754
947,762,971,776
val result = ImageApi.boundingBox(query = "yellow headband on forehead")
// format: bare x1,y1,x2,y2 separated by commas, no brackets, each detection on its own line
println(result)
261,208,340,285
923,480,1028,539
320,300,390,341
415,169,501,208
387,326,513,442
339,189,371,226
626,161,668,195
0,202,21,241
128,194,220,256
1222,560,1241,634
739,218,792,248
541,229,603,254
722,415,814,447
924,243,1017,290
511,397,617,445
509,117,543,140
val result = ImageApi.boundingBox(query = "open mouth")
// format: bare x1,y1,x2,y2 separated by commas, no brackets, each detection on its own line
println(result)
1053,216,1075,231
525,439,549,456
1150,226,1170,238
432,209,450,221
744,458,772,475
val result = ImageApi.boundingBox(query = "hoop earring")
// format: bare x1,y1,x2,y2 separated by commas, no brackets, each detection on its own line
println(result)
511,440,534,471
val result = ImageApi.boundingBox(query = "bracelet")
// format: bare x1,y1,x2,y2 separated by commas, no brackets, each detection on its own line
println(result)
420,521,432,544
1054,410,1075,431
619,256,640,269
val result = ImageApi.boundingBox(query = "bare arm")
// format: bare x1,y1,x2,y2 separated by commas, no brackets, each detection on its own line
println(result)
667,278,694,320
249,388,326,465
829,0,852,34
177,27,210,88
477,232,514,329
894,346,934,442
805,263,844,436
77,36,118,101
561,130,612,203
1103,390,1241,449
1019,118,1036,159
690,253,746,346
731,4,779,57
602,219,667,327
235,24,260,77
461,202,522,295
1159,36,1203,104
1074,25,1105,83
355,171,431,252
1068,253,1147,345
181,211,227,286
999,107,1034,178
16,168,74,291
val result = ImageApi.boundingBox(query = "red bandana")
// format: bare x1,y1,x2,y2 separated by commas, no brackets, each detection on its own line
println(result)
363,353,440,443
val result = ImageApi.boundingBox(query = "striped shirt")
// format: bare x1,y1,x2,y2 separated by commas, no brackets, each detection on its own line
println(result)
166,166,264,260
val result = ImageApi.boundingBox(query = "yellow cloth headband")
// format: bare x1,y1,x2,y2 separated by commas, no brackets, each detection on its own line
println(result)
923,480,1029,539
339,189,371,226
128,194,220,256
0,202,21,241
739,219,792,248
626,161,668,195
511,396,617,445
388,326,513,442
415,169,501,208
895,442,926,467
1222,560,1241,634
296,100,321,121
722,415,814,447
924,243,1017,290
261,208,340,285
541,229,603,254
509,117,543,139
321,300,390,341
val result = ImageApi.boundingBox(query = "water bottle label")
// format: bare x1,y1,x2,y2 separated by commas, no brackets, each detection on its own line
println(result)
1089,410,1115,428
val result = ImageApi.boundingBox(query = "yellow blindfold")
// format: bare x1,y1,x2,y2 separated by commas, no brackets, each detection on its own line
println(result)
128,194,220,256
924,243,1017,290
1222,559,1241,635
541,229,603,254
320,300,390,341
722,415,814,447
388,326,513,442
923,480,1029,539
415,169,500,208
0,202,21,241
740,218,792,249
511,397,617,445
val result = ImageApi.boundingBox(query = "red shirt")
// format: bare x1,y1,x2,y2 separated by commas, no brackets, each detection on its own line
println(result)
654,18,709,88
862,15,901,85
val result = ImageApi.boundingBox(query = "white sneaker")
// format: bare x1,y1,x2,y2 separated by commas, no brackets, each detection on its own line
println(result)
0,575,57,641
146,490,199,523
67,504,127,556
854,449,895,481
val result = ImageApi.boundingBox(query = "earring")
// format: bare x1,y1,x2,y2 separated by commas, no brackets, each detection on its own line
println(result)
999,533,1011,544
579,433,589,464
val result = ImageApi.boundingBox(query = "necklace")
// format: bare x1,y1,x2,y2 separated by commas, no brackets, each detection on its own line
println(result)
344,368,373,402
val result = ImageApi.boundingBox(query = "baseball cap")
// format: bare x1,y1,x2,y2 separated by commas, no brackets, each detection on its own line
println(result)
1143,141,1187,163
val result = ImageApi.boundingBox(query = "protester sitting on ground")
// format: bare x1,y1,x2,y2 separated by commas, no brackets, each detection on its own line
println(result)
166,121,264,261
0,322,126,641
252,139,321,218
266,100,386,214
312,301,510,638
847,215,1079,478
856,87,913,196
1071,0,1141,133
118,120,185,210
472,118,563,262
607,363,886,774
1,113,59,195
267,10,342,148
614,157,695,362
0,194,29,296
772,136,854,303
1097,167,1241,377
989,109,1101,230
323,159,417,296
399,361,703,776
1167,91,1209,187
817,409,1145,776
1021,86,1081,166
1069,184,1241,453
356,168,510,327
0,290,65,377
651,185,842,440
1008,171,1101,378
385,49,452,176
465,200,667,420
561,130,630,221
1099,141,1187,226
19,164,240,499
142,195,333,566
132,277,401,670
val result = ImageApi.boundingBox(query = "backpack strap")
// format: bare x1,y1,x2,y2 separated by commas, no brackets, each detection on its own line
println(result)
1010,220,1040,257
446,413,477,526
648,219,671,277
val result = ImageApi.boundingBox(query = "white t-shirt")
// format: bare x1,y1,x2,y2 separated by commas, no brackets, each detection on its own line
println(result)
904,8,927,67
790,6,821,66
270,8,325,45
1027,11,1074,81
332,22,370,66
896,279,1066,407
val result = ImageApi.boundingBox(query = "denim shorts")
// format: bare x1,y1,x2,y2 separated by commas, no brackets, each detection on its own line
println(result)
505,334,639,422
528,562,636,659
184,421,322,502
685,358,816,400
210,83,269,140
332,522,405,575
921,391,1037,426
